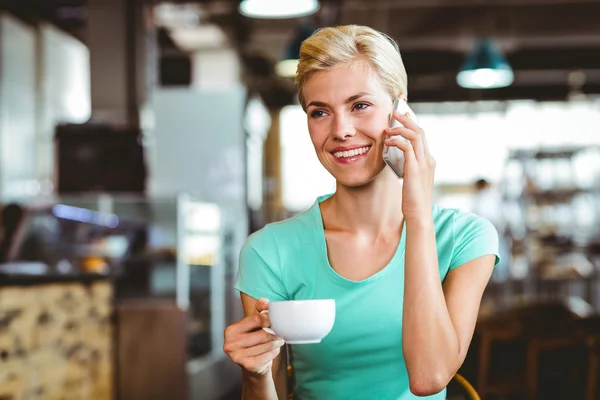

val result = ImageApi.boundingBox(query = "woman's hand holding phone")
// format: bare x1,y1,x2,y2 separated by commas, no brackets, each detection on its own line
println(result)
383,99,436,221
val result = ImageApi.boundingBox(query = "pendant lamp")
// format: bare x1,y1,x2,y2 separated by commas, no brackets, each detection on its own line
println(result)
457,39,514,89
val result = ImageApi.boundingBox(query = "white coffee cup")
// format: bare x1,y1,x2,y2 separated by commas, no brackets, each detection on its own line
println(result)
262,299,336,344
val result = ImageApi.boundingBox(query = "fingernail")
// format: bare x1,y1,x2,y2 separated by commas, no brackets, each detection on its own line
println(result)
276,339,285,346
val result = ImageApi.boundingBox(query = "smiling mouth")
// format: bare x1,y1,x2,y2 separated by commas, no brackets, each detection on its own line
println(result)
332,145,372,159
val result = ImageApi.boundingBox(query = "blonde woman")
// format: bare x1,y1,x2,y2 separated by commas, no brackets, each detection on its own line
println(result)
224,25,499,399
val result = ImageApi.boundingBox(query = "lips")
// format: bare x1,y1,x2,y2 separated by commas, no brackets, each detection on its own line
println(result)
331,145,371,159
329,145,372,165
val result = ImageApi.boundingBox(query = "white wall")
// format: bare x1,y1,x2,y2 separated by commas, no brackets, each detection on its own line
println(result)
0,15,91,202
149,87,246,203
0,14,37,202
192,48,241,91
38,23,91,189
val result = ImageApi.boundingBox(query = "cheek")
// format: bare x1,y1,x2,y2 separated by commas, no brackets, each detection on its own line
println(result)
358,113,387,138
308,121,328,147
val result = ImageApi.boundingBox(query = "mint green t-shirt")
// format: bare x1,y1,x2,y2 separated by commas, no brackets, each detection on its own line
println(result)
235,194,500,400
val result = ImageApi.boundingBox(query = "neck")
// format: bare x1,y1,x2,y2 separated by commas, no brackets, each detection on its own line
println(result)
323,168,404,235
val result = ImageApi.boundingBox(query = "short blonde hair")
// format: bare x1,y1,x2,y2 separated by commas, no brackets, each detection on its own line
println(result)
295,25,408,110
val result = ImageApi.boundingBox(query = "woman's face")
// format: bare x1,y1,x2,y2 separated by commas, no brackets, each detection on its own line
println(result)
303,62,395,188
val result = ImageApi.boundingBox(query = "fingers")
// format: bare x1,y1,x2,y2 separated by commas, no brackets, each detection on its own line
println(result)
223,312,285,376
421,129,434,159
384,136,416,164
393,111,418,131
225,313,270,339
228,297,272,337
236,347,282,376
228,344,282,375
244,337,286,358
386,112,427,161
254,298,270,314
254,298,272,330
236,328,281,350
250,347,282,369
224,328,282,360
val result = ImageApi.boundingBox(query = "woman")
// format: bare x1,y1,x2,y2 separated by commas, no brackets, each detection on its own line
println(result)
224,25,499,399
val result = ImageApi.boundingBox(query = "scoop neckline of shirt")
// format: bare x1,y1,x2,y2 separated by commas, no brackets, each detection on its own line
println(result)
312,194,406,287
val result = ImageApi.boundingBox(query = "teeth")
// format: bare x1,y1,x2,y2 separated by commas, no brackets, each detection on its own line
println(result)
333,146,370,159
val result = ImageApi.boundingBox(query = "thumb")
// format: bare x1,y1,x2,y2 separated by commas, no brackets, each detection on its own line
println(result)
254,298,270,314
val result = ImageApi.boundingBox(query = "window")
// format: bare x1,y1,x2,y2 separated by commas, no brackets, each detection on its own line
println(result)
280,99,600,212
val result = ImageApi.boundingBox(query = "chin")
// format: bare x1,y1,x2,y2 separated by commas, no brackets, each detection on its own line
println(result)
334,169,382,188
322,152,388,188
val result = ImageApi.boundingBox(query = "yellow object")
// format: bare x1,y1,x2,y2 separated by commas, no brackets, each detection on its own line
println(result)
81,256,108,273
452,373,481,400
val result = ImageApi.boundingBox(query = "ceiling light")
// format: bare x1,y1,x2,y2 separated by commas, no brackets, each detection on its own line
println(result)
276,25,315,78
457,39,514,89
276,59,299,78
239,0,320,19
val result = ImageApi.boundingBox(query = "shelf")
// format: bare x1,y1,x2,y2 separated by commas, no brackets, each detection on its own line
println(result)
188,263,213,268
528,188,587,204
0,272,111,286
509,147,587,160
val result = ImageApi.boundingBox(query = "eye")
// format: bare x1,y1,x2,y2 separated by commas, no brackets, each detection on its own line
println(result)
352,102,371,111
310,109,327,118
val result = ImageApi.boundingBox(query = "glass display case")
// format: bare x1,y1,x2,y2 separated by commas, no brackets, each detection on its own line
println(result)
55,193,230,362
0,201,142,278
176,194,225,360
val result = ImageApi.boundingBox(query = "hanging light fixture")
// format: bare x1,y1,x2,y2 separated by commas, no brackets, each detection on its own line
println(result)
457,39,514,89
276,25,315,78
239,0,320,19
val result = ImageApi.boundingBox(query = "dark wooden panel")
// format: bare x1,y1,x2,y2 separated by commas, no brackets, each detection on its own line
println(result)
116,300,188,400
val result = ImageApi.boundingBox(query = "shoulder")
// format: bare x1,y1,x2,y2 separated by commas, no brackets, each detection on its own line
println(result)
433,205,500,270
242,203,319,255
235,202,321,300
433,205,497,238
237,208,321,302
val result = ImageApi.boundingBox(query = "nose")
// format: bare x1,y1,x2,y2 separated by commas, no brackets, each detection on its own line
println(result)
331,112,356,140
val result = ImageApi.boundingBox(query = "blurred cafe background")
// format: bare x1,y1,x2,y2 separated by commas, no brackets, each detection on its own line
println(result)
0,0,599,399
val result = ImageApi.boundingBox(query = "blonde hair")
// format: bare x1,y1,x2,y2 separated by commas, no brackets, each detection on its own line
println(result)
295,25,408,110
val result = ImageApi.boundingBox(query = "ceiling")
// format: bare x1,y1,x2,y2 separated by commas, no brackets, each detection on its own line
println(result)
200,0,600,104
4,0,600,105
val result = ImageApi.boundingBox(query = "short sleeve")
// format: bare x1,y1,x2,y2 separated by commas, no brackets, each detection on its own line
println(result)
449,211,501,271
234,229,289,302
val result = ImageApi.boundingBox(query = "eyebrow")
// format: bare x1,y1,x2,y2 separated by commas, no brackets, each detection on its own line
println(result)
306,92,371,109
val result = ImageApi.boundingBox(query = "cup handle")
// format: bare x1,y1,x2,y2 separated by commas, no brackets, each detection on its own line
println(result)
260,310,276,335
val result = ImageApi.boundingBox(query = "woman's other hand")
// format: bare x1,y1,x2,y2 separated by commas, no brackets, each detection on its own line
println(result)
223,298,285,377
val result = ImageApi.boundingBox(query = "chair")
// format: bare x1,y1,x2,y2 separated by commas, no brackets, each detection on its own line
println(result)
587,334,600,400
453,373,481,400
